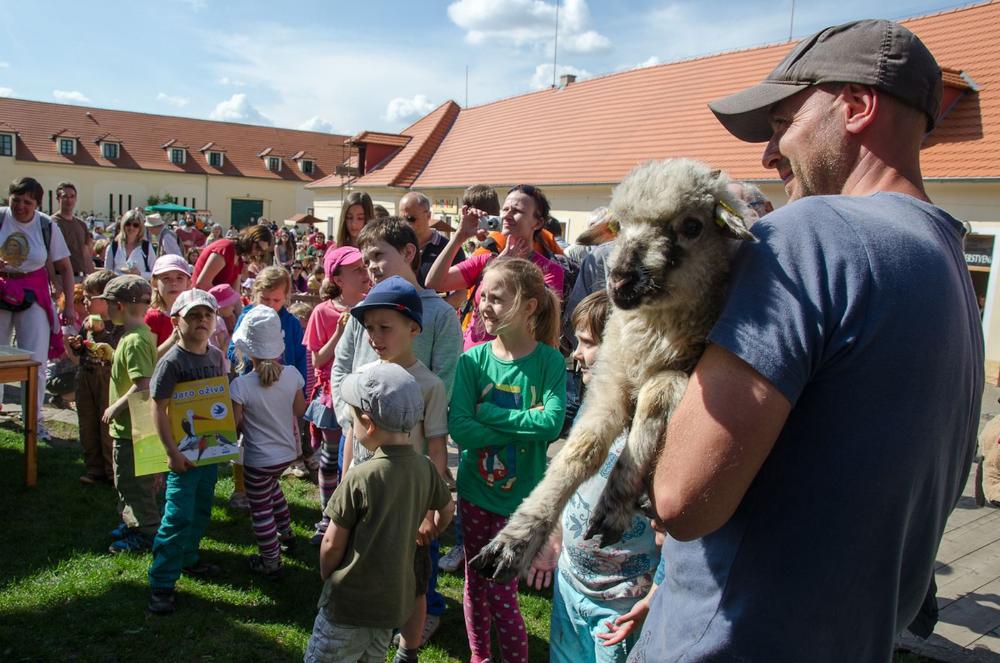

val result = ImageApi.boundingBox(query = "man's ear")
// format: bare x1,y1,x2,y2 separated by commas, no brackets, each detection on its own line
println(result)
840,83,878,135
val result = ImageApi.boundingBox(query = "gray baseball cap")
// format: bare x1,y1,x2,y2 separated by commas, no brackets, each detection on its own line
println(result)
94,275,152,304
341,362,424,434
709,19,942,143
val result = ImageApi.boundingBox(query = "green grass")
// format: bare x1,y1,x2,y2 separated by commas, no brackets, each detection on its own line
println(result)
0,424,553,662
0,422,943,662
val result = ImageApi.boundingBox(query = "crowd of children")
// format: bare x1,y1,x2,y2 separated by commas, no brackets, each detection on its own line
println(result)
42,180,651,663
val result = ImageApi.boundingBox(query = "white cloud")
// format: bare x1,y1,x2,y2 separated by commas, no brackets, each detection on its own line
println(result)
0,61,9,69
530,63,591,90
208,93,273,126
0,87,12,97
217,76,245,87
448,0,611,53
384,95,436,123
53,89,91,103
634,56,661,69
298,116,338,133
156,92,190,107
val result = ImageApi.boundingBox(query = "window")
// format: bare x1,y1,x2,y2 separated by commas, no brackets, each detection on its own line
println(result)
102,142,119,159
208,151,223,168
267,156,281,172
0,133,12,157
170,148,186,165
59,138,76,156
300,159,314,174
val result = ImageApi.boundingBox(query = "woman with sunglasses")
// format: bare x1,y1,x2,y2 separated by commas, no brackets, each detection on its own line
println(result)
193,224,273,292
289,261,309,294
425,184,565,350
104,208,153,279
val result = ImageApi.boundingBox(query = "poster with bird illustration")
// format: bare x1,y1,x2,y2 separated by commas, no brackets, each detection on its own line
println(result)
130,376,241,476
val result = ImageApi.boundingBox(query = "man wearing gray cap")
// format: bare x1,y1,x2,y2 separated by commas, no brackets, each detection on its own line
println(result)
631,19,984,662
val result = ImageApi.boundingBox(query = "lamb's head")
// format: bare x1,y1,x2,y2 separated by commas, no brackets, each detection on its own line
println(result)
606,159,755,311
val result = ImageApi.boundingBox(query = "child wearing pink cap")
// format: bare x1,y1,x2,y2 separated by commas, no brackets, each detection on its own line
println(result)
208,284,241,370
146,255,192,358
304,245,371,544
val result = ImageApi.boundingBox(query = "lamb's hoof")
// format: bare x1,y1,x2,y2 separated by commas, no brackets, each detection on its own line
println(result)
469,538,525,584
637,493,657,521
584,518,626,548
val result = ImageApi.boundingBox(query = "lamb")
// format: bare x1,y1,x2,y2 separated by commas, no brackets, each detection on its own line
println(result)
469,158,756,583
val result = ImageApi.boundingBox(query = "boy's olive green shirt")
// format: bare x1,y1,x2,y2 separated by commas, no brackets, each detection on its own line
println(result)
107,324,156,439
318,445,451,628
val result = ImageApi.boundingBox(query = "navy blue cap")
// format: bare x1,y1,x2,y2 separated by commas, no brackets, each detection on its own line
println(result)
350,275,423,331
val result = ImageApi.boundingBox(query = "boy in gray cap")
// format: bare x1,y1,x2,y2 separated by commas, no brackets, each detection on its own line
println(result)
305,362,454,663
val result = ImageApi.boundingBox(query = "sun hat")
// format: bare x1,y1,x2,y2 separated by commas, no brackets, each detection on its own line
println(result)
170,288,219,317
151,254,192,277
231,305,284,360
323,245,364,280
341,362,424,434
95,275,152,304
708,19,942,143
208,284,239,310
144,213,164,228
350,276,423,331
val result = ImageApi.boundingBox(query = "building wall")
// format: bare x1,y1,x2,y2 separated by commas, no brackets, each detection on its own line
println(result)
0,158,316,228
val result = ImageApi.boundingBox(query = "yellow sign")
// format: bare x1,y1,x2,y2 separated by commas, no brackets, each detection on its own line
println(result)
131,376,240,476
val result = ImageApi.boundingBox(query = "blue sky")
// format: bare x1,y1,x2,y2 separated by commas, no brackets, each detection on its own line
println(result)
0,0,974,135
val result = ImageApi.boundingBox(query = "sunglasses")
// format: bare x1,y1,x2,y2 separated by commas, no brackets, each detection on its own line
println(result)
292,265,302,270
125,222,141,228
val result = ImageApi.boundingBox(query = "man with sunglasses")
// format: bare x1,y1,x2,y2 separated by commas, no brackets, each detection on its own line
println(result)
399,192,465,288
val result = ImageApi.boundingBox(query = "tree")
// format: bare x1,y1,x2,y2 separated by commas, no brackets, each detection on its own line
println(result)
146,193,178,207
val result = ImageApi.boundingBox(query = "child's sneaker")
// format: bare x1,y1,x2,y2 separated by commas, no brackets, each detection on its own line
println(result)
285,460,310,479
182,560,221,578
109,530,152,554
228,491,249,511
279,530,297,554
311,521,327,546
109,522,129,540
248,554,283,580
421,614,441,643
148,588,176,615
438,545,465,573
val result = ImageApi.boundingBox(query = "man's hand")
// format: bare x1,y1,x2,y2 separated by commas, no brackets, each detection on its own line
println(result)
167,450,195,474
596,586,657,646
416,516,437,546
526,531,561,590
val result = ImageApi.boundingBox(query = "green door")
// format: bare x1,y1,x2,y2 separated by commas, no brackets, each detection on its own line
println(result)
230,199,263,230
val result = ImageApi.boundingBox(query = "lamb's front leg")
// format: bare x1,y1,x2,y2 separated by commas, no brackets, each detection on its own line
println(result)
469,365,632,583
585,371,688,546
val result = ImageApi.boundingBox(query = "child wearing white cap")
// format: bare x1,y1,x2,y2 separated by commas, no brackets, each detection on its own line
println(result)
229,306,307,578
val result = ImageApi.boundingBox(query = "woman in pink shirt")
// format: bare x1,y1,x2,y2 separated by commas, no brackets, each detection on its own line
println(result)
425,184,564,350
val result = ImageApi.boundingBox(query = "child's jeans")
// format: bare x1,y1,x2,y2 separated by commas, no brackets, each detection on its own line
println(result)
148,464,218,589
461,500,528,663
305,609,392,663
550,572,641,663
244,461,293,563
78,365,113,481
112,437,161,536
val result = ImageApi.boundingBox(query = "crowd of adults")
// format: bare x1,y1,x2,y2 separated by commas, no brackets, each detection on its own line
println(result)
0,17,988,661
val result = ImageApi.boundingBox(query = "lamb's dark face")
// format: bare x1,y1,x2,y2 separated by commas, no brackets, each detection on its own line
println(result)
607,209,719,310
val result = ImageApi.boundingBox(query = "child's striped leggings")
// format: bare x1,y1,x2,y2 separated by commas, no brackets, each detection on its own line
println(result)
244,462,293,562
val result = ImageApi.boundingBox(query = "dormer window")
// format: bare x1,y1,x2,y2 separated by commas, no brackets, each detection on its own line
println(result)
0,133,13,157
101,142,120,159
300,159,315,174
267,156,282,172
208,151,224,168
58,137,76,156
170,148,186,165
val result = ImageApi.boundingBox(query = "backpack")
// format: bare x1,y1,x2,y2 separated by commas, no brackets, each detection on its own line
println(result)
111,238,152,273
0,207,53,252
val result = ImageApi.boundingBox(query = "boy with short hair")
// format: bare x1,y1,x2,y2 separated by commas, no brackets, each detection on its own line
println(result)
147,289,227,615
72,269,122,485
346,276,449,659
305,362,453,663
96,275,158,554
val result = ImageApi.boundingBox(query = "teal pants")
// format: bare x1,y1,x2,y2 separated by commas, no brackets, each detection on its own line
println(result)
148,464,218,590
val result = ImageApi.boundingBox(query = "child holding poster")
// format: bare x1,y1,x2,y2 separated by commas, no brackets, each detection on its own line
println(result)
230,306,307,578
147,289,226,615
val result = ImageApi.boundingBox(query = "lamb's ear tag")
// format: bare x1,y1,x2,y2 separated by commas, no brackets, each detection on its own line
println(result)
714,200,756,241
608,218,620,234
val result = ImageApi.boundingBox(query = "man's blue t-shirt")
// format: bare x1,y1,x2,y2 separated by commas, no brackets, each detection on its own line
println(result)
631,193,984,663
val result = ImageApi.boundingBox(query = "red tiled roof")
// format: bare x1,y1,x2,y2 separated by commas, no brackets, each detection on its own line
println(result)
0,97,350,181
349,131,411,147
383,1,1000,188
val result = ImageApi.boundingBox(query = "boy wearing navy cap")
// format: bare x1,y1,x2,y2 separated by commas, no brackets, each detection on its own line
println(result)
305,362,453,663
345,275,450,660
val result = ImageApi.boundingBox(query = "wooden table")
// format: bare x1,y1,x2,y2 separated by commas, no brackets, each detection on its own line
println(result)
0,359,41,486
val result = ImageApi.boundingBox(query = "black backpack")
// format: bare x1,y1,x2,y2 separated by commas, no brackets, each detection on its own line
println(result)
111,238,152,273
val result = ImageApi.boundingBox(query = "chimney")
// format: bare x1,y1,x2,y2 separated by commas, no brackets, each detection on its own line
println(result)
558,74,576,88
